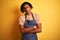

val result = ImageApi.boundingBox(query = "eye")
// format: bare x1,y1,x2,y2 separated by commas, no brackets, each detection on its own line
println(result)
27,7,29,8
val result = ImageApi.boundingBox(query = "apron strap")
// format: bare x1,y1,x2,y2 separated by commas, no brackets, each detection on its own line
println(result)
25,13,35,20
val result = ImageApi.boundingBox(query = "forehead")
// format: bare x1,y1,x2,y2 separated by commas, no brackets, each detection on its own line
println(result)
24,4,30,7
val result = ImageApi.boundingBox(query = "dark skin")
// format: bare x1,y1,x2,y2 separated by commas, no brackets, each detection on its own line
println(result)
19,23,42,33
19,4,42,33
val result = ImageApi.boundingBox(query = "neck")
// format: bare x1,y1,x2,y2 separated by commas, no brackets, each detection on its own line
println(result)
26,12,32,15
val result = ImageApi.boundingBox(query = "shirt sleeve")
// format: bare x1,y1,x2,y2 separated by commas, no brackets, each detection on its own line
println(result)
19,16,24,25
35,14,41,24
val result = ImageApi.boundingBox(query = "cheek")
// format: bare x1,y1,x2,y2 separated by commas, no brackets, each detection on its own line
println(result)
27,8,31,11
25,8,30,11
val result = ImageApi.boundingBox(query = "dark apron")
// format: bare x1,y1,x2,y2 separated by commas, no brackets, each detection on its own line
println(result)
22,13,38,40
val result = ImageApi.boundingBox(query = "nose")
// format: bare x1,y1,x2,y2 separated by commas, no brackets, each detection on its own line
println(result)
25,8,29,12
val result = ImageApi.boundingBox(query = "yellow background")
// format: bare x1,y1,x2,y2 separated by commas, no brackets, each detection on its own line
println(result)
0,0,60,40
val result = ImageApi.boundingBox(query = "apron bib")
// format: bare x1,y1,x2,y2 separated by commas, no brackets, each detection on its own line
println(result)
22,13,38,40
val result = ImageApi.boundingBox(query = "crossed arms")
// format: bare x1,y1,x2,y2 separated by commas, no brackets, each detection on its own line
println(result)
19,23,42,33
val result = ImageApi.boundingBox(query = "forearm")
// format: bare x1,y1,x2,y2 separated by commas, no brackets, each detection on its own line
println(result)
31,23,42,33
30,28,41,33
19,25,34,33
30,23,42,33
30,29,41,33
19,23,42,33
21,27,33,33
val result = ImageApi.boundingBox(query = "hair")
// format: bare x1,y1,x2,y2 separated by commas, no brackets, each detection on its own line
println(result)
20,2,33,13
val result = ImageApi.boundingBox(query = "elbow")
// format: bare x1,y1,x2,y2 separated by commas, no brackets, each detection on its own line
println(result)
21,31,25,33
20,29,27,33
20,31,23,33
39,29,42,33
38,29,42,33
20,29,25,33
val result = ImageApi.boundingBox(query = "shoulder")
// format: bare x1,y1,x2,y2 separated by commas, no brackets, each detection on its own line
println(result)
33,13,41,23
33,13,40,18
19,14,25,19
19,14,25,25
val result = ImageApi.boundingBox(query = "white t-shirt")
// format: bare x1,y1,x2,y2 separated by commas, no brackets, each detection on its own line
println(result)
19,13,41,25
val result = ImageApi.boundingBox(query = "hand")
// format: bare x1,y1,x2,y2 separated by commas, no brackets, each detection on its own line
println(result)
33,26,37,30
